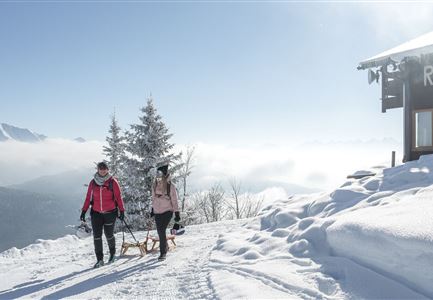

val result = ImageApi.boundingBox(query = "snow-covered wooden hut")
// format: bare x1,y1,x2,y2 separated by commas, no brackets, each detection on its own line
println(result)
358,31,433,162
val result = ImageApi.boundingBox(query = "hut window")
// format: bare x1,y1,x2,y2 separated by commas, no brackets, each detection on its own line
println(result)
415,111,433,147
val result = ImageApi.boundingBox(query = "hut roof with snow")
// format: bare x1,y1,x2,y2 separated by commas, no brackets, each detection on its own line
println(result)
358,31,433,70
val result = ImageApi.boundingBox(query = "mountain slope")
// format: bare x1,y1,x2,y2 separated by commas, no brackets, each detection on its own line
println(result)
0,187,80,252
8,169,92,200
0,123,46,143
1,169,93,251
0,122,85,143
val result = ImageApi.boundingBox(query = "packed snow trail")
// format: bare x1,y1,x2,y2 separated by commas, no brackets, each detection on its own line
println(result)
0,220,244,300
1,215,424,300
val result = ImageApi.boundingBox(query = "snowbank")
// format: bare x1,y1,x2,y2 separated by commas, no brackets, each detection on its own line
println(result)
327,185,433,298
326,155,433,298
0,235,81,259
212,154,433,298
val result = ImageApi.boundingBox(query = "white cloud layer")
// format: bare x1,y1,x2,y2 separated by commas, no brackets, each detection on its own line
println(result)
176,139,402,193
0,139,104,186
0,139,402,194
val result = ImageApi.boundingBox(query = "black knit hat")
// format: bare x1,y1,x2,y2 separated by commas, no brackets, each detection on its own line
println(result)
157,164,168,176
97,161,109,170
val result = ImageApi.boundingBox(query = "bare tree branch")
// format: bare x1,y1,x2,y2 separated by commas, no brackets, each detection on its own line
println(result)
179,145,196,211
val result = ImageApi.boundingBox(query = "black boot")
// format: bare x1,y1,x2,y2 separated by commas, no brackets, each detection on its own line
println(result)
158,253,166,261
94,260,104,268
108,253,116,264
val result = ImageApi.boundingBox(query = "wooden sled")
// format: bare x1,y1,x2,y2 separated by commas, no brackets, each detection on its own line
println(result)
120,233,176,257
120,240,148,256
147,234,177,252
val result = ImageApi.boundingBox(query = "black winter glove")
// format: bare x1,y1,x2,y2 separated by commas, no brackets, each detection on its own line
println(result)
150,208,155,218
174,211,181,222
80,210,87,222
119,210,125,221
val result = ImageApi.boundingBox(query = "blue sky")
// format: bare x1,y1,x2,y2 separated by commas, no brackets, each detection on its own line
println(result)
1,1,433,145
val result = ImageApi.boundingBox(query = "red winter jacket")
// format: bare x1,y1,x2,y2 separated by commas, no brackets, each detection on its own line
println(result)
82,177,125,213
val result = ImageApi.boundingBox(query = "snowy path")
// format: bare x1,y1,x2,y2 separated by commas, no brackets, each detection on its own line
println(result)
0,220,244,299
1,215,427,300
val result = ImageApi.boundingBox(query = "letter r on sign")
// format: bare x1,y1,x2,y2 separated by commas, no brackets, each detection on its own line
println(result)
424,65,433,86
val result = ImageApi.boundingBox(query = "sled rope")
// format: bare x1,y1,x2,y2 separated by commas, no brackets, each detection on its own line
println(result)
122,218,139,244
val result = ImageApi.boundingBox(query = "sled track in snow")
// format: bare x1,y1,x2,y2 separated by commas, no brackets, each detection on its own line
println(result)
174,249,217,299
115,222,236,299
207,262,332,300
170,226,225,299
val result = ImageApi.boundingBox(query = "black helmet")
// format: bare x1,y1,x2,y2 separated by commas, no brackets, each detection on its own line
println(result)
171,223,185,235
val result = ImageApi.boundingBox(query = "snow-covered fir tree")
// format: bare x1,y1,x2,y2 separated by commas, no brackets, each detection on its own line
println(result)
122,95,182,230
103,112,127,233
103,112,126,181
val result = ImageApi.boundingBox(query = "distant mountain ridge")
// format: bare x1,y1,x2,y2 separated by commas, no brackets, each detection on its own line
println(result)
0,123,46,143
0,123,86,143
74,137,86,143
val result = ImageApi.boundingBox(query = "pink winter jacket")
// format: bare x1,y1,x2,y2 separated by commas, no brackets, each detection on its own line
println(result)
151,177,179,214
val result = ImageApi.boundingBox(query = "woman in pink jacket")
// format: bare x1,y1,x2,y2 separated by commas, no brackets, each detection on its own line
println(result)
151,162,180,261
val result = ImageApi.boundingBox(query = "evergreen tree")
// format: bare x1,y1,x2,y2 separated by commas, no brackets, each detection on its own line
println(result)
103,112,127,233
103,111,126,181
123,96,182,230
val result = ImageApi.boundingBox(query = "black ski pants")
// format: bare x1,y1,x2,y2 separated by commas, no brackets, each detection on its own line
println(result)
155,211,173,255
91,209,117,261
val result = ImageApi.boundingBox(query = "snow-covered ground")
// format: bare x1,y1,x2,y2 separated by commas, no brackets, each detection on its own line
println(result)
3,155,433,299
0,220,248,299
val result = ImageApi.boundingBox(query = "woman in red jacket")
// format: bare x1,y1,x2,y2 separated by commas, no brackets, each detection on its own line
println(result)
80,162,125,268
